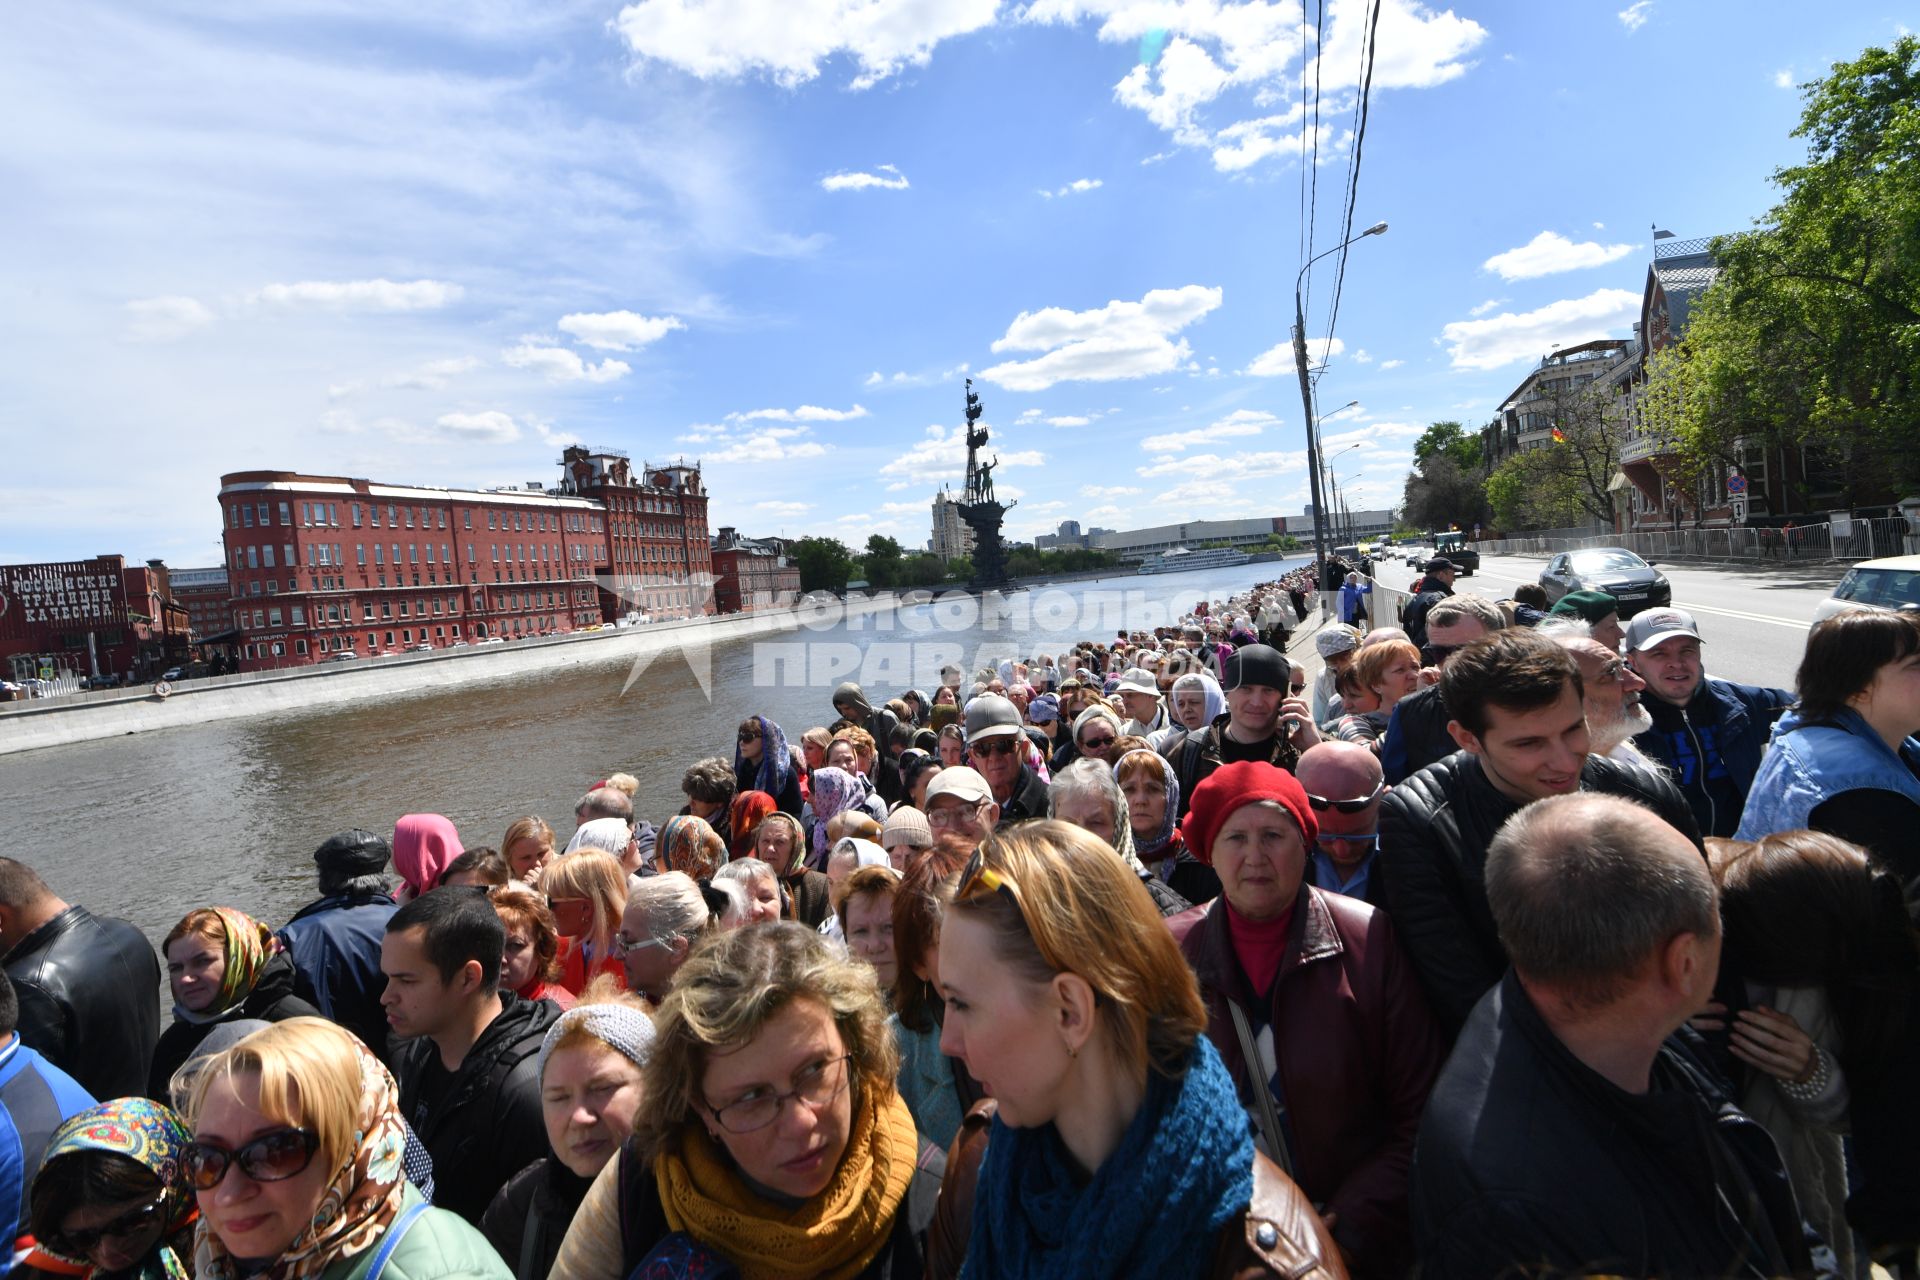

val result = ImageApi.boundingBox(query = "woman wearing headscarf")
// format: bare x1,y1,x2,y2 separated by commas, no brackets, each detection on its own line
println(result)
754,811,832,929
734,716,803,817
391,813,463,903
27,1099,199,1280
1153,672,1226,753
1117,747,1219,905
185,1018,509,1280
1046,758,1190,918
728,790,779,861
149,908,321,1101
805,767,867,871
655,814,727,882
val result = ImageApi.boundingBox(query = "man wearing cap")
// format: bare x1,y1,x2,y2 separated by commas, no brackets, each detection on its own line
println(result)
1115,667,1170,738
1400,558,1457,650
1625,607,1793,837
1160,643,1318,821
1312,625,1361,726
965,693,1050,824
278,828,401,1059
922,765,1001,854
1546,589,1625,652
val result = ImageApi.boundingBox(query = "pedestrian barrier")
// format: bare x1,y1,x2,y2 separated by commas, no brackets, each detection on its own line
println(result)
1476,515,1913,566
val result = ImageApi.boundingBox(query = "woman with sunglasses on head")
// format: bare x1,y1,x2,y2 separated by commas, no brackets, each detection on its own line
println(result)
27,1098,199,1280
930,820,1345,1280
1162,763,1442,1278
548,923,944,1280
184,1018,508,1280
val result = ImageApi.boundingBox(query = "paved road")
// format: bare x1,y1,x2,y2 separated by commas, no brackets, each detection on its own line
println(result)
1383,552,1850,692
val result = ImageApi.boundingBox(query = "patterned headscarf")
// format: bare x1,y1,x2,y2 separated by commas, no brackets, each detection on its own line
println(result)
35,1099,198,1280
728,790,778,860
391,813,463,898
194,1034,409,1280
808,768,865,860
176,907,282,1023
1116,749,1182,859
657,815,726,881
735,715,794,804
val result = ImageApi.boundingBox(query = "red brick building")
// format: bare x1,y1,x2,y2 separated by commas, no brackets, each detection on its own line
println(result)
711,528,802,614
170,566,232,642
1,555,189,684
217,449,712,670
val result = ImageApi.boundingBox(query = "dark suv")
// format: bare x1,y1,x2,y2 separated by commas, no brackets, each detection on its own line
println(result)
1433,533,1479,575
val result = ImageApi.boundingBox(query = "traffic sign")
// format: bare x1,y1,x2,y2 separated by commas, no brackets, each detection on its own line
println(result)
1726,474,1748,494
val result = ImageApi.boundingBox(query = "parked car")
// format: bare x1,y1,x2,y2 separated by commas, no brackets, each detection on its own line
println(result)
408,643,434,653
447,639,467,647
160,667,184,682
1813,554,1920,623
480,636,506,645
323,651,361,663
1538,547,1672,617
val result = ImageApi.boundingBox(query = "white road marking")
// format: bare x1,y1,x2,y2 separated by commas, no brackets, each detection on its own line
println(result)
1454,564,1816,631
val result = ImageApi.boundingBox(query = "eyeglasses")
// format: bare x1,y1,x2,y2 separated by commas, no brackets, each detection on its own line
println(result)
1317,831,1379,845
183,1127,320,1190
1079,734,1115,751
1289,681,1307,693
957,846,1022,906
1304,780,1386,813
927,801,991,828
46,1194,167,1257
1420,643,1463,667
970,736,1020,758
705,1054,853,1134
612,931,669,957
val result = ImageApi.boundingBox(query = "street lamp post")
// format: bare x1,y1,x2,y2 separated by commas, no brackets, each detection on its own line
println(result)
1292,222,1387,605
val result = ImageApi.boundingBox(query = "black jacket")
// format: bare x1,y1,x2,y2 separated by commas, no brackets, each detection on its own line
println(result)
482,1156,591,1280
999,764,1050,825
1379,685,1453,786
147,951,321,1099
1377,751,1703,1038
1399,579,1453,649
736,758,805,818
1632,677,1794,837
4,905,160,1100
1412,973,1810,1280
1160,712,1301,821
278,889,398,1061
394,992,563,1223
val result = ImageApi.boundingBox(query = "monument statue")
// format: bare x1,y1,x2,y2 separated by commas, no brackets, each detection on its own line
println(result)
955,379,1014,587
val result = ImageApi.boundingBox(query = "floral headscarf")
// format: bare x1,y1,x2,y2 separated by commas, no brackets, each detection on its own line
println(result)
1116,749,1182,859
657,814,726,881
735,716,794,805
176,907,283,1024
808,768,864,861
728,790,778,860
35,1099,198,1280
194,1035,409,1280
391,813,463,898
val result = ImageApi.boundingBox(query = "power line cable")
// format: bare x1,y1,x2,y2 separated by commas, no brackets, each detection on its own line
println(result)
1317,0,1383,385
1303,0,1326,325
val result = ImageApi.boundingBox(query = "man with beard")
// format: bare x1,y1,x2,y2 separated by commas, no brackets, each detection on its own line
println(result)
1547,631,1659,767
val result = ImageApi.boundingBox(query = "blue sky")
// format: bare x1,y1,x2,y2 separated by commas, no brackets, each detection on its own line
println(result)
1,0,1909,566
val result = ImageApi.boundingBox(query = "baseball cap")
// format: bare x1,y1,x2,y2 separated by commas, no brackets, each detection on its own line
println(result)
964,693,1023,744
1625,607,1703,652
1425,557,1457,573
1115,667,1160,697
924,766,993,806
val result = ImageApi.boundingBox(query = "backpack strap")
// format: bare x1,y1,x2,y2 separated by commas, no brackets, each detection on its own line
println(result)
364,1200,431,1280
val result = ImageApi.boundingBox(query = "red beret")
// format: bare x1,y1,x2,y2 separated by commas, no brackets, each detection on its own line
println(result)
1178,761,1318,864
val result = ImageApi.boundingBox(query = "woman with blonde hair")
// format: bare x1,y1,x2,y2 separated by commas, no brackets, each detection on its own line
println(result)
501,816,557,887
543,852,629,994
930,820,1344,1279
184,1017,508,1280
548,923,941,1280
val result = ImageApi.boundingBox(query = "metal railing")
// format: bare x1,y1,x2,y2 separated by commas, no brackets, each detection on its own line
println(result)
1477,516,1915,565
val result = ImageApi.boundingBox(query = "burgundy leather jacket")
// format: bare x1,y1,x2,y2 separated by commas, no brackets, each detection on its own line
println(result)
1168,887,1443,1279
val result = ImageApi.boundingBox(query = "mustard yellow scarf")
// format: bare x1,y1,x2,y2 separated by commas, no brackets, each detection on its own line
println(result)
655,1086,919,1280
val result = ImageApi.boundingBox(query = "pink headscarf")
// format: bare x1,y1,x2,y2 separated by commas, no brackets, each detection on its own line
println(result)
392,813,463,900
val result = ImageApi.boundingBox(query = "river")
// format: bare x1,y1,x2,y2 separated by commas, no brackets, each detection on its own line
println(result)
0,559,1307,946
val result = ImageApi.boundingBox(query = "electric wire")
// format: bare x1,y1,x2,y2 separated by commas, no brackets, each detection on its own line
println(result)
1316,0,1383,387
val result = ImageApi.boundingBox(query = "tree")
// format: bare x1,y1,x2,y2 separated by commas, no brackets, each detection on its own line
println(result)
1412,421,1482,472
790,536,855,593
858,534,907,589
1483,381,1628,530
1400,418,1490,533
1638,37,1920,496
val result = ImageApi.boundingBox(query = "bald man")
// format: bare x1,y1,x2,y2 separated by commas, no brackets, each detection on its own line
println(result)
1296,741,1388,908
1412,794,1807,1278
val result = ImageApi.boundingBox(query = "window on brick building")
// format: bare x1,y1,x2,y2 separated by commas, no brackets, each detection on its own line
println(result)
356,545,366,566
352,504,362,526
408,545,418,565
257,502,270,525
242,506,255,528
291,605,306,624
269,607,282,626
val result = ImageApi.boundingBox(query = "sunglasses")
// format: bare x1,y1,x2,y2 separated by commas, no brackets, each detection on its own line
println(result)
1304,780,1386,813
1289,681,1307,693
957,846,1021,906
738,730,761,742
1420,643,1463,667
183,1127,320,1190
47,1194,167,1257
970,737,1020,758
1079,734,1116,751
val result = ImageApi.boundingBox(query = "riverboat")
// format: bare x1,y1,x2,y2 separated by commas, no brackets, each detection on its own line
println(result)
1137,546,1253,574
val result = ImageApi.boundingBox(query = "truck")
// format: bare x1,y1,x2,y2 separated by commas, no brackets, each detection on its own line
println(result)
1433,530,1479,576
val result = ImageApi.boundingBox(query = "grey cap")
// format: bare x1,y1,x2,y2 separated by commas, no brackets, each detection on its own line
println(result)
964,693,1023,744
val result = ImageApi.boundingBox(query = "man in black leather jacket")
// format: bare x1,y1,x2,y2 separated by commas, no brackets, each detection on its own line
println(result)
1412,794,1808,1278
0,858,160,1099
1378,631,1703,1038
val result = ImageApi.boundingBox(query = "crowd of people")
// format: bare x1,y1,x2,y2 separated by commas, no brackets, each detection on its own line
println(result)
1,562,1917,1280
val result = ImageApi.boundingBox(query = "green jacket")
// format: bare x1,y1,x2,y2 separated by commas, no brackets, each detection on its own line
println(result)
322,1186,514,1280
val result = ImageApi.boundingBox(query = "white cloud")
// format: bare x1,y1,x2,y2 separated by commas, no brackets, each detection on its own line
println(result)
1379,358,1405,370
878,423,1046,484
383,356,481,390
1468,297,1506,317
978,284,1222,392
1484,231,1635,281
861,362,969,388
613,0,999,89
501,344,631,383
1440,288,1642,370
1138,447,1306,479
730,404,868,423
435,410,520,444
709,433,830,463
1141,408,1275,453
557,310,686,351
1773,68,1794,89
1039,177,1103,198
251,278,462,311
1046,415,1092,427
1352,349,1373,364
1618,1,1653,32
754,500,814,515
1245,335,1342,376
821,164,910,192
1017,408,1043,421
125,295,214,341
1081,484,1142,498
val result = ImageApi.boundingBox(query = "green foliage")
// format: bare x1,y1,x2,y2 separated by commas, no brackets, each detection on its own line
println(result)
1412,421,1482,472
1640,37,1920,495
1003,546,1123,579
791,536,855,593
1400,431,1489,534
